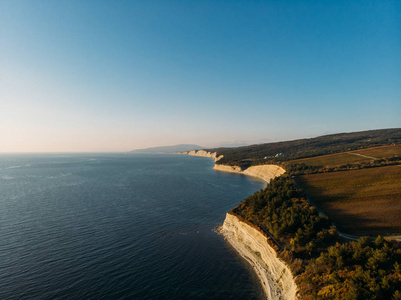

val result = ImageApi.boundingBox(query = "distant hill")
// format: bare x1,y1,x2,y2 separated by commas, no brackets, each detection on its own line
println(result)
130,144,204,154
208,128,401,168
214,142,249,148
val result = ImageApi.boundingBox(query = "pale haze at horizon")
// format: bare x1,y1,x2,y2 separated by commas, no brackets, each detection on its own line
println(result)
1,1,400,152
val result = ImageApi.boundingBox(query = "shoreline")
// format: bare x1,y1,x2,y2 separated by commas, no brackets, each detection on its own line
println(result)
212,164,285,185
219,213,297,300
178,151,296,299
177,149,286,184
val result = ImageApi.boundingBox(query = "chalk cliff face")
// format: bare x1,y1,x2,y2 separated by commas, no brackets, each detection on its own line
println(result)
221,213,297,300
179,150,224,162
212,164,242,173
213,164,285,184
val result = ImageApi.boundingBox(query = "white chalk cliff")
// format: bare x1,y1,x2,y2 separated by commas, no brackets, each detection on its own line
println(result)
178,150,224,162
221,213,297,300
213,164,285,184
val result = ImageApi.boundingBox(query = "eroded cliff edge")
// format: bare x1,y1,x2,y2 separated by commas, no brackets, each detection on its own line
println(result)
213,164,285,184
177,150,224,162
177,150,285,184
220,213,297,300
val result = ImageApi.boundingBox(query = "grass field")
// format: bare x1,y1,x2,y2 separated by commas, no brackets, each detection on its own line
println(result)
352,144,401,158
296,165,401,236
287,144,401,168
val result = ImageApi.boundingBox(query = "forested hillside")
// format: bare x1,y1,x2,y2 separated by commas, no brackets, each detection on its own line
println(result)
209,128,401,168
233,175,401,299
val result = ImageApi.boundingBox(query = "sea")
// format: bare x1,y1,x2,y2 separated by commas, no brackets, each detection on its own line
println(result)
0,153,266,299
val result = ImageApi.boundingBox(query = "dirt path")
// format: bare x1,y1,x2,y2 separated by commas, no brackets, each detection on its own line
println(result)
338,230,401,242
348,152,377,160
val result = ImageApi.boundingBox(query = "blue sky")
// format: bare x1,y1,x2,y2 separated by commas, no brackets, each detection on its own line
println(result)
1,0,400,152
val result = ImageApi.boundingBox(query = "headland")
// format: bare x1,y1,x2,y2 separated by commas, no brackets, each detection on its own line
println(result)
177,150,296,299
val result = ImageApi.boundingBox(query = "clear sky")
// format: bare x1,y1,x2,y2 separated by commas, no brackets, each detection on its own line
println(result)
1,0,400,152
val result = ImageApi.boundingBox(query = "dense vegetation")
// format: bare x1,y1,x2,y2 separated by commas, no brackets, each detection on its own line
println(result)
233,175,401,299
208,128,401,168
299,237,401,299
234,175,337,257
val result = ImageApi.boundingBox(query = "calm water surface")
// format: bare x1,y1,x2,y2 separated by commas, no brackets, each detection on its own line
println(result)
0,154,265,299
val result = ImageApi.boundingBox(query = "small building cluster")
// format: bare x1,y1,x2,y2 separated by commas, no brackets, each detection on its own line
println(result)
264,153,285,159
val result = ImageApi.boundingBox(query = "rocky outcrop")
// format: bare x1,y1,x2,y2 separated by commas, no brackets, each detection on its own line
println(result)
221,213,297,300
213,164,285,184
178,150,224,162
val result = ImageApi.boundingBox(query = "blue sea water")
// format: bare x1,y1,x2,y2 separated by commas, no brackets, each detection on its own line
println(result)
0,154,265,299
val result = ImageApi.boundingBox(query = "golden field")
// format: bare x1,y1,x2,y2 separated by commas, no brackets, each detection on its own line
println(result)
296,165,401,236
288,144,401,168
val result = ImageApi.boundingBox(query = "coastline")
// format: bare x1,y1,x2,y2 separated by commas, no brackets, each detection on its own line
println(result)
220,212,297,300
177,149,286,184
177,149,223,162
178,150,296,299
213,164,285,185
